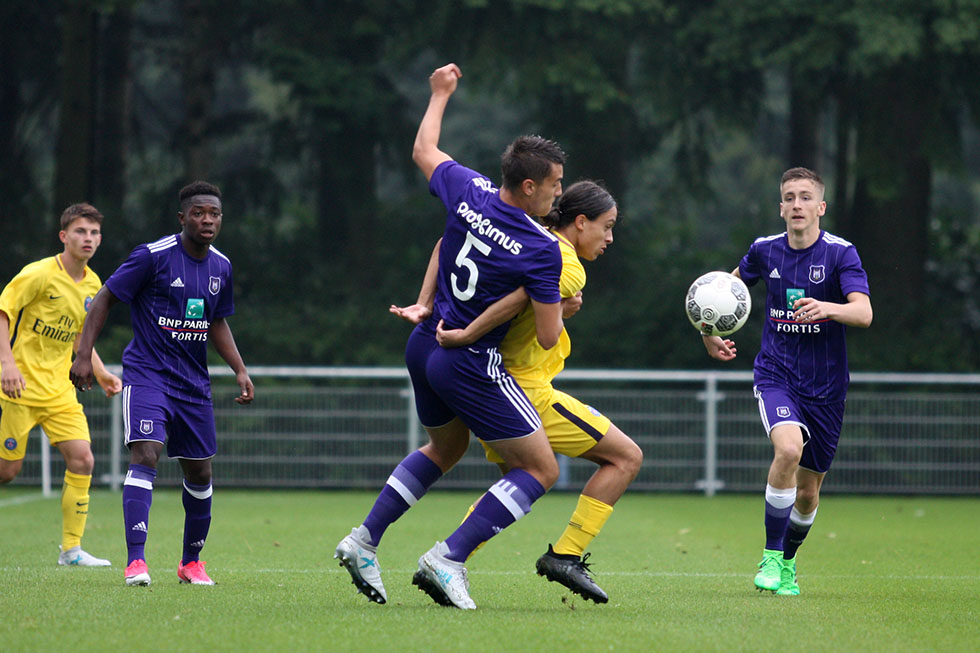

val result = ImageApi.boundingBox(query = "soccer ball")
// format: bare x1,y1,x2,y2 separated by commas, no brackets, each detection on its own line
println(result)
685,271,751,337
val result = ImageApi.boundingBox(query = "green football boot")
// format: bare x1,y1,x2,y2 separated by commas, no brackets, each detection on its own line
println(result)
776,556,800,596
754,549,782,591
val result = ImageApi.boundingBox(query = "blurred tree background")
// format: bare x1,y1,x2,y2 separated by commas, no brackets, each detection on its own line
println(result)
2,0,979,371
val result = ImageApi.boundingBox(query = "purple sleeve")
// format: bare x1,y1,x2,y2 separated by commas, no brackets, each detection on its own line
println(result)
839,246,870,296
105,246,152,304
522,242,562,304
214,268,234,319
428,160,484,212
738,242,761,287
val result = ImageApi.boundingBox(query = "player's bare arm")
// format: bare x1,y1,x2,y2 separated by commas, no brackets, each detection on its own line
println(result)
696,267,742,362
390,238,441,325
90,348,123,397
0,312,27,398
412,64,460,181
70,285,119,391
209,317,254,404
532,299,563,350
436,287,530,348
792,292,872,328
702,334,738,362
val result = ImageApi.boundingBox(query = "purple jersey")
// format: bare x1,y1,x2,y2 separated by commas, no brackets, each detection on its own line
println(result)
429,161,562,348
739,230,870,403
106,234,234,404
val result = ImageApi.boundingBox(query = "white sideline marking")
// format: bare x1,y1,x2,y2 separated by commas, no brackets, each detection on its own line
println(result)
0,566,976,581
248,568,979,581
0,494,47,509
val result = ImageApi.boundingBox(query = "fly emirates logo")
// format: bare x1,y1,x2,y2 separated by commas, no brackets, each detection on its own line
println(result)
157,316,210,341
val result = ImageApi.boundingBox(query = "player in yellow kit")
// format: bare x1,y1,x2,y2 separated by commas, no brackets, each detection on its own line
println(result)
0,203,122,566
393,180,642,603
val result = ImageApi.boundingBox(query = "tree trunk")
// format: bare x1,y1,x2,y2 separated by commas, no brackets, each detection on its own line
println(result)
94,6,132,226
54,4,98,218
787,68,820,171
846,67,933,325
180,0,217,181
315,123,378,277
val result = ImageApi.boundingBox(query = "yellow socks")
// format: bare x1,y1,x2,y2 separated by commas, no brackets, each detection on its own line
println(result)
553,494,613,558
61,471,91,550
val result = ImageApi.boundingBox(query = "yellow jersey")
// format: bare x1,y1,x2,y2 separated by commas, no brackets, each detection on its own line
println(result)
0,255,102,406
498,234,584,389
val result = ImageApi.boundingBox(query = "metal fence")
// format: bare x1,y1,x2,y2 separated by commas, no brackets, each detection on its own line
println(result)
16,367,980,496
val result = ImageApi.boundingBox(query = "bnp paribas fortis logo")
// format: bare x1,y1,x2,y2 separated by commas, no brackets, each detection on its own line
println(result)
185,298,204,319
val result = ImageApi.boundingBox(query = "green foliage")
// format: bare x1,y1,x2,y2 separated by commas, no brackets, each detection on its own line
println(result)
2,0,980,370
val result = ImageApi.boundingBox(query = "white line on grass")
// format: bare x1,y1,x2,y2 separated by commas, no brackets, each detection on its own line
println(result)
0,566,975,580
240,568,979,581
0,493,47,509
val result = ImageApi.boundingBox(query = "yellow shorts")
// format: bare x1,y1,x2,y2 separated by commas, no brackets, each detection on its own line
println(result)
0,398,90,461
482,385,611,463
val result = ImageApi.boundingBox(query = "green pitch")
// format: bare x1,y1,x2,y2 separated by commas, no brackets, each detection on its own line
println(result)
1,489,977,652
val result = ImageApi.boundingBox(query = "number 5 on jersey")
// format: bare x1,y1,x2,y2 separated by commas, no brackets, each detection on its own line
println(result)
451,232,491,301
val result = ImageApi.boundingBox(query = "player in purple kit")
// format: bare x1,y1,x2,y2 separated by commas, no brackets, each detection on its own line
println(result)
702,167,872,596
335,63,566,609
70,181,254,587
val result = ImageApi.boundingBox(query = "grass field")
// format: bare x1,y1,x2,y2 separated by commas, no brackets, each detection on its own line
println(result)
1,488,978,652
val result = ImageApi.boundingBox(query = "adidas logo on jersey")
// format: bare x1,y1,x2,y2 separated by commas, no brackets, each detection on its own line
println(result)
171,277,185,288
769,268,781,279
131,521,148,532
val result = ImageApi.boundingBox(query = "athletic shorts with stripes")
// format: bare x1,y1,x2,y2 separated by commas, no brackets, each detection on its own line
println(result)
405,321,541,441
122,384,217,460
481,384,611,463
753,383,845,474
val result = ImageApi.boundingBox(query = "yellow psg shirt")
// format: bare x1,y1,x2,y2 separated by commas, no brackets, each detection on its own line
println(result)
499,235,585,388
0,255,101,406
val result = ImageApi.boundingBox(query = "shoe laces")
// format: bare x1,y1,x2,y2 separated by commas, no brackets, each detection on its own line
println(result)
576,552,598,578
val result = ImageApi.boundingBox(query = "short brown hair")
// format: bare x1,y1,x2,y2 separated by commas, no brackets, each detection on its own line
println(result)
781,167,825,194
60,203,104,230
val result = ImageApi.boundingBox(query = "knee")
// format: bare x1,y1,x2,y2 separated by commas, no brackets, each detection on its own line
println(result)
795,488,819,512
531,457,560,490
772,441,803,468
0,459,23,483
68,450,95,475
421,440,468,472
620,438,644,479
186,467,212,486
129,446,159,469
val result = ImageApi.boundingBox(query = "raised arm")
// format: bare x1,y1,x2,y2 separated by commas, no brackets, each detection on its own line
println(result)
69,285,119,391
412,64,460,181
209,317,254,405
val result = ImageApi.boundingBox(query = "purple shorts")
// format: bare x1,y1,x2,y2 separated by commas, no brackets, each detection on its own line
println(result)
122,384,217,459
753,384,845,474
405,321,541,442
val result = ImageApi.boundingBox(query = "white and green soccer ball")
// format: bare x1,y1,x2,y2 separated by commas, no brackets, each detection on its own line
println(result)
685,271,751,337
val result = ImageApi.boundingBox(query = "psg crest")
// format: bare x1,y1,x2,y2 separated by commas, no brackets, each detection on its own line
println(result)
809,265,825,284
209,276,221,295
